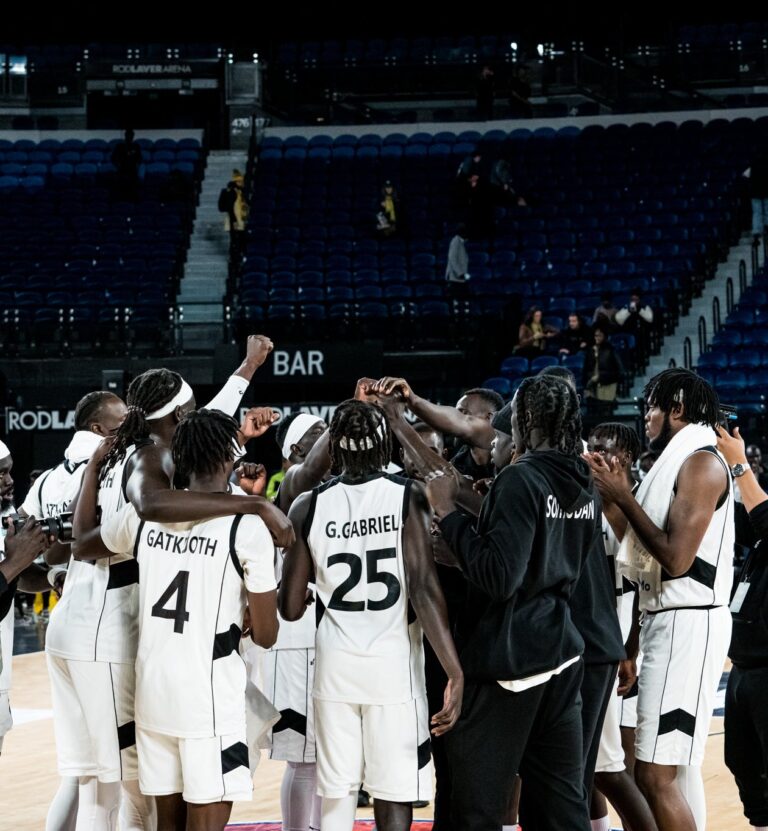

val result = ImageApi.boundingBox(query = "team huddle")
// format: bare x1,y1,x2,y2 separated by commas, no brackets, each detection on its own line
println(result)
0,335,738,831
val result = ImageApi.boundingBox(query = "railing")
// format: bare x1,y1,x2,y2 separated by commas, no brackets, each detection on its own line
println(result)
712,296,721,334
752,241,760,279
698,315,707,356
683,336,693,370
726,277,735,316
740,259,748,295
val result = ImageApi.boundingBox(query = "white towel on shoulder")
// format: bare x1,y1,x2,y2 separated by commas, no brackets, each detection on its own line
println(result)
616,423,718,591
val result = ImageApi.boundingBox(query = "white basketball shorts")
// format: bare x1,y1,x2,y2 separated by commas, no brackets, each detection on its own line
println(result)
596,672,625,774
0,690,11,753
262,647,316,763
314,696,432,803
636,606,731,767
47,654,138,782
137,726,252,803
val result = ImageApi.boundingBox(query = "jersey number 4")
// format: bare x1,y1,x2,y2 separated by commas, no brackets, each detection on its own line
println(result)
151,570,191,634
327,547,401,612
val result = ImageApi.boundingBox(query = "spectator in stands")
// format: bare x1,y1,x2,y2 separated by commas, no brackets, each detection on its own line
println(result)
559,313,592,356
515,306,559,358
224,169,249,272
476,65,496,120
747,149,768,239
615,289,654,354
636,449,659,482
456,148,486,181
490,159,527,207
593,293,618,331
508,65,533,118
111,128,142,200
376,180,400,237
445,225,469,297
583,327,623,402
746,444,768,490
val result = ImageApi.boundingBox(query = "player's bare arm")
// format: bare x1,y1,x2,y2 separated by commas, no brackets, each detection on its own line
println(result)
717,424,768,512
71,438,119,560
586,451,727,577
278,430,330,510
402,483,463,736
278,492,314,621
246,588,279,649
372,377,495,450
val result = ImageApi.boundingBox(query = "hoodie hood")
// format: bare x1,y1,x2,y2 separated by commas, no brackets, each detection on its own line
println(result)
517,450,594,513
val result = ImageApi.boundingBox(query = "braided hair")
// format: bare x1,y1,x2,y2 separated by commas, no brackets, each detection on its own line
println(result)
644,368,720,428
172,408,239,487
590,421,642,462
329,399,392,478
100,368,184,479
74,391,120,432
514,375,582,456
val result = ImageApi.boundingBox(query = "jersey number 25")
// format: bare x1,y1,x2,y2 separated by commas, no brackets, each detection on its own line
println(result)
327,547,401,612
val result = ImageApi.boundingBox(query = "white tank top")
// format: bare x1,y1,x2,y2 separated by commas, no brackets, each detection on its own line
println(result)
306,472,425,705
640,447,734,612
46,444,142,663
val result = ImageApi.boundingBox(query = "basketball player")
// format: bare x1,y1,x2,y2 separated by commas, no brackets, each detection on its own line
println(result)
279,400,463,831
78,409,278,831
585,369,733,831
264,412,328,831
427,374,601,831
587,423,656,831
0,439,51,756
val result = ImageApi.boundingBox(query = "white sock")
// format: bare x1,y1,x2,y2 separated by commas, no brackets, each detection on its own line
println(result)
75,777,120,831
321,792,357,831
676,765,706,831
281,762,321,831
46,777,79,831
590,817,611,831
119,780,156,830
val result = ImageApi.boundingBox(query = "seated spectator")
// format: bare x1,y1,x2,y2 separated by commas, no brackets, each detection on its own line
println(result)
376,180,400,237
514,306,559,358
746,444,768,490
583,327,623,402
558,313,592,355
457,148,486,181
592,293,618,331
614,290,653,352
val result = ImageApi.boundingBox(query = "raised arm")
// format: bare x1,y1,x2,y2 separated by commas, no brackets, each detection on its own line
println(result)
403,483,463,735
278,430,331,511
586,451,727,577
278,493,314,621
716,425,768,513
204,335,274,417
372,377,495,450
72,439,120,560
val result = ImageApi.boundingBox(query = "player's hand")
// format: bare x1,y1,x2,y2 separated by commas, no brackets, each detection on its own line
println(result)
236,463,268,496
582,452,630,505
304,588,315,607
431,675,464,736
473,477,493,497
245,334,274,369
238,407,280,442
373,390,407,421
425,468,460,518
715,424,748,468
241,606,252,638
248,499,295,548
4,516,49,568
89,435,116,468
372,376,413,400
353,378,380,403
617,658,637,696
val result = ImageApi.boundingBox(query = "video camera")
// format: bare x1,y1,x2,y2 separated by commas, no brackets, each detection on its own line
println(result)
10,511,74,543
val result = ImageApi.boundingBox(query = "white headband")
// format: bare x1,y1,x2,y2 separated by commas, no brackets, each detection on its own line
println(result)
146,380,194,420
0,440,9,458
339,422,385,452
282,414,324,460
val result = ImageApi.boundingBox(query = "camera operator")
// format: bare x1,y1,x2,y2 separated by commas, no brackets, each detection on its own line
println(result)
715,424,768,830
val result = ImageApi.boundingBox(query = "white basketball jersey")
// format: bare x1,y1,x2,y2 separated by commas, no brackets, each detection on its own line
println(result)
306,473,424,705
46,445,142,663
100,504,275,738
641,447,735,612
602,513,636,642
0,508,14,692
21,459,87,519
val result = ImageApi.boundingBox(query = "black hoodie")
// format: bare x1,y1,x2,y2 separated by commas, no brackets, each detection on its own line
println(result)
439,450,620,681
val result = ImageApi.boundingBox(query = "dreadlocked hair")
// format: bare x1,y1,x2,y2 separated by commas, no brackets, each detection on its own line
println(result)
75,391,119,432
591,421,642,462
172,408,239,488
329,399,392,478
100,368,183,481
644,368,720,428
515,375,582,456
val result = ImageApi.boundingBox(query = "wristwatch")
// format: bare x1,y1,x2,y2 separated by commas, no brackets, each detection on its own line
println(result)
731,463,748,478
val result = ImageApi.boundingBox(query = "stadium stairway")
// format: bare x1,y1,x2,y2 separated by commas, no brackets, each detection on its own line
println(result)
629,233,762,398
178,150,247,349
